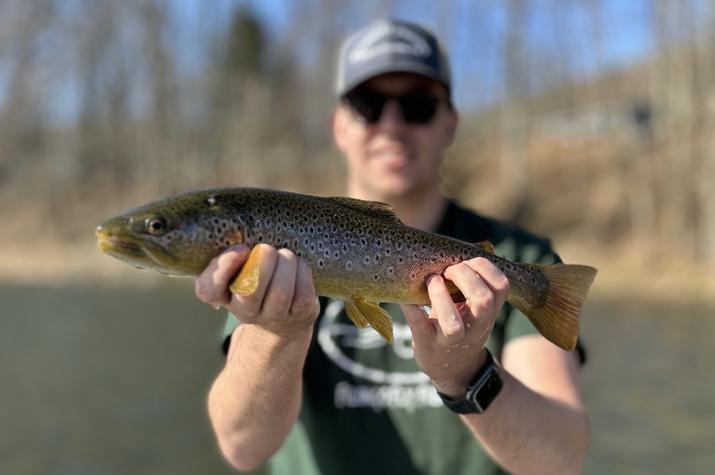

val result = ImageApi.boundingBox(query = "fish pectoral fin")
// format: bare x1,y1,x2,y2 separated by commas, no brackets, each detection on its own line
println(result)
228,246,264,295
345,300,394,343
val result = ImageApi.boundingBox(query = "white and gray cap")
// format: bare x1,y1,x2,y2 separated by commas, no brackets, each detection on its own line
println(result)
335,19,451,97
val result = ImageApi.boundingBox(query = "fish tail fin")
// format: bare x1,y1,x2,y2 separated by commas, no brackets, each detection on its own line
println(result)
517,264,597,351
345,300,394,343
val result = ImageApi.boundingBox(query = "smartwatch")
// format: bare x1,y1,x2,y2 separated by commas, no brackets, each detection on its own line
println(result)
436,349,503,414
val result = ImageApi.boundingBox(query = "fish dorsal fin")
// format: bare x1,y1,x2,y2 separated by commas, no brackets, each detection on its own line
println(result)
329,197,403,224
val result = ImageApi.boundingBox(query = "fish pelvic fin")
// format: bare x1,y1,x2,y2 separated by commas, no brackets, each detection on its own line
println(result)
516,263,597,351
345,300,394,343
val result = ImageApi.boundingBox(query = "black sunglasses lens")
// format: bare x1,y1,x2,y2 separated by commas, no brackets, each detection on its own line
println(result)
347,92,387,123
398,95,439,124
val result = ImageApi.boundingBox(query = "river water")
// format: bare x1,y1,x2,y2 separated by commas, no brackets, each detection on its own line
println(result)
1,280,713,474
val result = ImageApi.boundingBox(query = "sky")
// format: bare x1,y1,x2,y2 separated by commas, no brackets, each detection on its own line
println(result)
1,0,708,124
232,0,658,108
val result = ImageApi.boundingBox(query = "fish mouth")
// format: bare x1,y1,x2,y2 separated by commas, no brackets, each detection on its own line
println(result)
95,225,181,273
96,226,145,258
97,236,145,257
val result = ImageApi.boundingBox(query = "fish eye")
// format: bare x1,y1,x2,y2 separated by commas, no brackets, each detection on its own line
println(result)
145,217,168,235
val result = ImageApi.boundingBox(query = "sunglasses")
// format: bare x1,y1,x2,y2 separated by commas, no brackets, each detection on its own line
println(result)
344,89,447,125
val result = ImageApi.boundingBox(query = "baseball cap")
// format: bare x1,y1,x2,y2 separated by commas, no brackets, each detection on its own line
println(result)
336,19,451,97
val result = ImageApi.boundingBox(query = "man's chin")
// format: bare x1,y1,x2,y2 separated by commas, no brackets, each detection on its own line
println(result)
370,179,420,201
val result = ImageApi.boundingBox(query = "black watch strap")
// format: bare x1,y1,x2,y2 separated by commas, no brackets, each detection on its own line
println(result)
436,349,503,414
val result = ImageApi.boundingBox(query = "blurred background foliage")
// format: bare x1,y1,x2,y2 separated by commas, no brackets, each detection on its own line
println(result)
1,1,714,474
2,0,715,266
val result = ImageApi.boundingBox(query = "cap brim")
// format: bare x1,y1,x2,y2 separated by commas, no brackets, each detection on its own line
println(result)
337,59,449,96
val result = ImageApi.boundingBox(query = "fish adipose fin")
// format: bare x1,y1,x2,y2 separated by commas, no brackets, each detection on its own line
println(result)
475,241,496,254
229,246,266,295
517,264,597,351
345,299,394,343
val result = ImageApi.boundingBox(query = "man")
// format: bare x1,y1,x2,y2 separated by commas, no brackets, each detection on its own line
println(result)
197,19,589,474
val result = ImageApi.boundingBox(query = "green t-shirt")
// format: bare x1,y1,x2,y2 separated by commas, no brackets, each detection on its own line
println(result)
221,201,583,475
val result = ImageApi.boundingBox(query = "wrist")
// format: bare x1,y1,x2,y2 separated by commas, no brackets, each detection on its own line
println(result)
432,349,488,398
435,349,503,414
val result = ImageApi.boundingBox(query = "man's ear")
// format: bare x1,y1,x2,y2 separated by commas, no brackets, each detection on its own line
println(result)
444,107,459,147
332,106,348,151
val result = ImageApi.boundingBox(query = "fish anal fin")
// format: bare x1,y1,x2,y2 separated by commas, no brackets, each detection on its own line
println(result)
345,299,394,343
228,246,265,295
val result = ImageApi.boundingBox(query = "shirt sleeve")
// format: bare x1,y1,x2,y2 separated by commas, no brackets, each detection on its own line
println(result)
221,313,240,355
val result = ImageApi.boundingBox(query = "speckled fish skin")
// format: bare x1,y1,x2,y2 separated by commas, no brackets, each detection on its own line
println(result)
96,187,597,349
97,188,535,303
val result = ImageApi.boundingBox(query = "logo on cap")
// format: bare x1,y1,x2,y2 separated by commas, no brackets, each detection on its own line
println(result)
347,22,432,65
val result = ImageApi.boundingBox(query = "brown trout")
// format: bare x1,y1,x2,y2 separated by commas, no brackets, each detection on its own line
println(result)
95,187,597,350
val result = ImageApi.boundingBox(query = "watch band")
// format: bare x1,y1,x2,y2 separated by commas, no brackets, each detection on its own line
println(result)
436,349,503,414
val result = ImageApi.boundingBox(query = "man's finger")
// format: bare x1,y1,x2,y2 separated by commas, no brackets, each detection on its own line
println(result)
195,244,250,306
261,249,299,317
463,257,510,311
443,262,495,321
426,274,465,344
290,260,318,318
401,304,435,349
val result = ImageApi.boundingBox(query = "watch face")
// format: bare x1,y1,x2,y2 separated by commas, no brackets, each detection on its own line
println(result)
469,367,503,412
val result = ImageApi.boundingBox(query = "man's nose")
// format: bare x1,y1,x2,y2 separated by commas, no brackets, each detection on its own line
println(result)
376,99,408,130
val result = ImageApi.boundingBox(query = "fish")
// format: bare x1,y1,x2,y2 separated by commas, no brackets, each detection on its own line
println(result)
95,187,597,350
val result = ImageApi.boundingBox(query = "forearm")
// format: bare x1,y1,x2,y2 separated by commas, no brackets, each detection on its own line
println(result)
461,367,589,475
208,323,312,471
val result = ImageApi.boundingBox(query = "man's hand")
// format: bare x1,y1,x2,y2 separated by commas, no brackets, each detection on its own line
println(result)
195,243,321,339
401,257,509,397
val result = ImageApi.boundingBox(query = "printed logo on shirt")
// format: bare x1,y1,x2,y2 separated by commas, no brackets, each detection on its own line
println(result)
317,300,442,411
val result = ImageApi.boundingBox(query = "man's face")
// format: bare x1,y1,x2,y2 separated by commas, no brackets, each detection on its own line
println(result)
332,73,458,201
